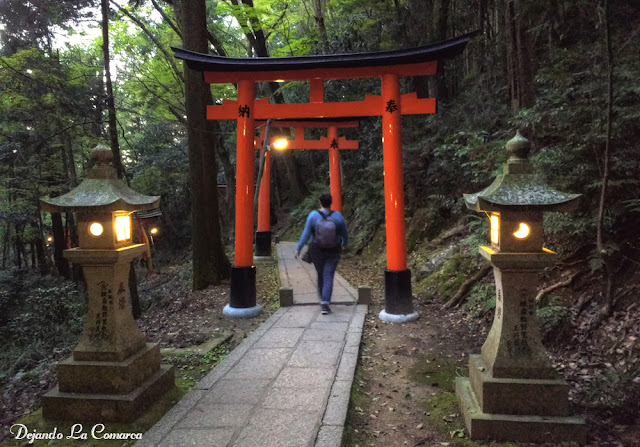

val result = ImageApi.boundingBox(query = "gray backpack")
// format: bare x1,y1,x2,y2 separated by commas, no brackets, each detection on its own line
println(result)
315,210,339,248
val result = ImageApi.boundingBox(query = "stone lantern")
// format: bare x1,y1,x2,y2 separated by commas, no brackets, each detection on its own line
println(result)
40,145,174,422
456,132,586,443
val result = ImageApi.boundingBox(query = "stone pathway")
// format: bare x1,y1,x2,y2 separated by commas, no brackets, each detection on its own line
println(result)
277,242,357,305
136,243,366,447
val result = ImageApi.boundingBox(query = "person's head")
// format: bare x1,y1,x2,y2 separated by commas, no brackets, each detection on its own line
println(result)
319,193,332,209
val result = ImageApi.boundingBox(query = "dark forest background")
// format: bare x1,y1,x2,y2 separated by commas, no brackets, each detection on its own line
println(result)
1,0,639,441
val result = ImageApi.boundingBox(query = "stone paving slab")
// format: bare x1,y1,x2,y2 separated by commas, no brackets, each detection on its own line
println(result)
277,242,357,305
135,243,367,447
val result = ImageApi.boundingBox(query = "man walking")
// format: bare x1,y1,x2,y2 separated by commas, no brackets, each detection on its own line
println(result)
295,193,348,314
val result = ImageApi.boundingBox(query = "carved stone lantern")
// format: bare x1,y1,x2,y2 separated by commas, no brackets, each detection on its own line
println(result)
456,132,586,442
40,145,174,422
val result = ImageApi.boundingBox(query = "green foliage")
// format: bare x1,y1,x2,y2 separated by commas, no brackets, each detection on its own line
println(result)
0,270,85,375
465,283,496,318
536,304,570,333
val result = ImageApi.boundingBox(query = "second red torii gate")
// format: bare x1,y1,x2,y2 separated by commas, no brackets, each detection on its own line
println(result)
254,119,359,257
173,32,475,321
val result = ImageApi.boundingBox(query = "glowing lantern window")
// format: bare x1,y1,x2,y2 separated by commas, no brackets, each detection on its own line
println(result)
513,222,531,239
490,214,499,244
89,222,104,237
115,215,131,241
272,138,288,150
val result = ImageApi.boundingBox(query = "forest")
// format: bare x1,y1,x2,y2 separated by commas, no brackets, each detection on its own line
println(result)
0,0,639,445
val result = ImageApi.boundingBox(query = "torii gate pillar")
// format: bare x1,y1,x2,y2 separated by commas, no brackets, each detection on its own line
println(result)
225,80,262,318
255,129,272,258
380,74,418,323
328,126,342,212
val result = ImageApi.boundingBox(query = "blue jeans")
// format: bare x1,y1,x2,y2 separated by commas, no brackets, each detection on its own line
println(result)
310,244,340,305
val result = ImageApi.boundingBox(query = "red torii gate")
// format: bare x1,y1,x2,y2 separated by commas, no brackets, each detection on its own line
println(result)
173,32,474,321
254,119,359,257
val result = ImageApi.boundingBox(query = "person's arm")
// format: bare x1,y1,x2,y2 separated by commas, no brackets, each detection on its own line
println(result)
295,212,316,258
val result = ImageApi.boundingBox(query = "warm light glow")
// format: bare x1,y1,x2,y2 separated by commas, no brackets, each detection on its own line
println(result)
490,214,499,244
150,227,159,235
47,236,53,242
89,222,104,237
513,222,531,239
115,215,131,241
272,138,288,150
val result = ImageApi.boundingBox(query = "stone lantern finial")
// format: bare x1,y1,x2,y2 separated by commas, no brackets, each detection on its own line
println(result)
91,144,113,166
86,145,117,180
506,130,531,162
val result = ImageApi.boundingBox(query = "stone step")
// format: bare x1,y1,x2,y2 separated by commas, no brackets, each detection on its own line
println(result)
468,354,570,417
43,364,174,422
456,377,586,444
57,343,162,395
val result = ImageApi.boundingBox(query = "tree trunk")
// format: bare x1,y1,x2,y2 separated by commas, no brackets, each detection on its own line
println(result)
129,261,142,318
15,224,24,269
504,0,534,111
313,0,330,54
52,213,70,278
102,0,142,311
101,0,125,180
597,0,615,317
231,0,309,203
2,222,10,269
180,0,231,290
428,0,451,99
407,0,433,97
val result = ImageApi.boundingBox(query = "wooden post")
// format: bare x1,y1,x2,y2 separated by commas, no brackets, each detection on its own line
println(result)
328,126,342,212
255,126,272,257
257,131,271,233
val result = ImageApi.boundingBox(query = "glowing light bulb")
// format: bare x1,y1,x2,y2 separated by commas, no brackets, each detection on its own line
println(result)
89,222,104,237
490,214,499,244
272,138,288,150
513,222,530,239
150,227,158,235
115,215,131,241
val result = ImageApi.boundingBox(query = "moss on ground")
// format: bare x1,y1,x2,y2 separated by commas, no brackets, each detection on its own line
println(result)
407,354,466,393
408,354,523,447
414,253,479,302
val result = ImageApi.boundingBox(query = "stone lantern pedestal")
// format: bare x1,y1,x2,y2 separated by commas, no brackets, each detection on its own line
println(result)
456,249,586,443
456,133,586,443
40,146,174,422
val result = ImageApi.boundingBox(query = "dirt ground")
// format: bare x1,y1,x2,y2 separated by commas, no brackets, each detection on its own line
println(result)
337,254,639,447
2,245,638,447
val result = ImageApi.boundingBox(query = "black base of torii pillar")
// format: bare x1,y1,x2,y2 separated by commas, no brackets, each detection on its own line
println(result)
255,231,272,257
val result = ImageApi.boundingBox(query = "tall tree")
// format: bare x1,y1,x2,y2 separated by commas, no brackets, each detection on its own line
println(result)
504,0,534,110
228,0,309,203
101,0,142,316
179,0,231,289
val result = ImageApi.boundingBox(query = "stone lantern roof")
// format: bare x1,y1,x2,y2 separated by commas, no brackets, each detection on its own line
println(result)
463,132,580,213
41,145,160,213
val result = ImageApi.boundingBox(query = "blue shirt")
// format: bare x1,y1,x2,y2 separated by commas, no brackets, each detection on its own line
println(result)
297,209,348,251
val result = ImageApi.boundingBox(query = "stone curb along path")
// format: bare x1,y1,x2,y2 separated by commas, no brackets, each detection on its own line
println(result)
135,244,367,447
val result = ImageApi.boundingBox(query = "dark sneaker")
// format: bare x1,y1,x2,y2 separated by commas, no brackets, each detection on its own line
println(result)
321,304,331,315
